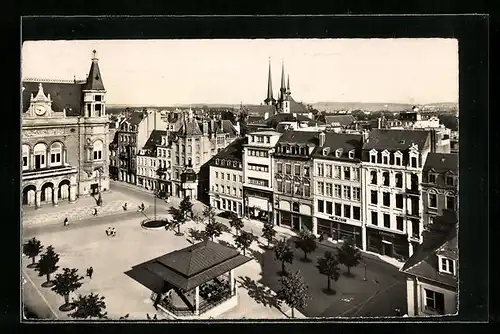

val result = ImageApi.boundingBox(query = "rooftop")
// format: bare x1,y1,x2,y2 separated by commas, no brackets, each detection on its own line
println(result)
277,130,320,146
314,132,363,160
22,81,83,116
324,115,356,127
210,137,246,165
423,153,458,173
363,129,430,151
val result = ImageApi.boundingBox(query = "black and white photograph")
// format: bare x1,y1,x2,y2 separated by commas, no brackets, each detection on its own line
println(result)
21,35,462,321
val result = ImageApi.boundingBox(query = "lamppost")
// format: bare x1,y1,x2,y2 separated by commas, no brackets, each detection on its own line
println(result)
363,262,367,281
96,167,103,207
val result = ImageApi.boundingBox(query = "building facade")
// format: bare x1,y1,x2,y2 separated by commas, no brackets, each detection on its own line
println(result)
361,129,432,260
313,132,364,247
273,131,318,232
22,50,110,208
242,131,282,223
208,138,245,216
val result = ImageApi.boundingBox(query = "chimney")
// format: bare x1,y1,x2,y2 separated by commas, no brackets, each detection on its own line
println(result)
210,119,215,135
202,120,208,135
319,132,326,147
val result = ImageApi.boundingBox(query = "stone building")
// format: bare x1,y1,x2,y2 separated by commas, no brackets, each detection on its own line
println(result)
22,50,110,208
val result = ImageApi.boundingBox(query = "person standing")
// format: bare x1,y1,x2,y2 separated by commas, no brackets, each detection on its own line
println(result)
86,267,94,279
92,208,98,216
63,217,69,226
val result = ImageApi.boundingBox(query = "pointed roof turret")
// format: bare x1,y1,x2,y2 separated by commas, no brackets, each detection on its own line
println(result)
286,74,291,94
83,50,105,91
264,58,275,105
280,60,286,91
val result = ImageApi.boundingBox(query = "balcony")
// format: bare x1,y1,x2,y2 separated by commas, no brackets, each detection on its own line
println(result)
22,165,78,181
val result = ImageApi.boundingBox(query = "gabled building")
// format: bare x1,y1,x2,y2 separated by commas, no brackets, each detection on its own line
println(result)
242,131,282,223
22,50,110,208
136,130,171,194
208,138,246,216
273,131,319,232
313,132,364,246
361,129,432,260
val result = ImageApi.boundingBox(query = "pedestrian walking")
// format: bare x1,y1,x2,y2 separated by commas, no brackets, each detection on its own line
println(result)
106,227,111,236
146,313,151,320
123,202,128,211
86,267,94,279
153,314,157,320
111,227,116,237
63,217,69,227
395,307,402,316
92,208,98,216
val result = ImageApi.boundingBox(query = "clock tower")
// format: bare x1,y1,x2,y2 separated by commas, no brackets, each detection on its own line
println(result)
28,83,55,117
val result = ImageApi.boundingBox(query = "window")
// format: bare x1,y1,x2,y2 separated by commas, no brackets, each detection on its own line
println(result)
285,182,291,194
352,187,360,201
325,165,333,178
304,183,310,197
303,166,310,177
424,289,445,315
285,164,292,175
429,192,438,208
353,207,360,220
371,171,377,184
233,187,236,196
326,201,333,214
22,145,30,170
215,171,218,179
215,184,219,192
50,142,62,165
294,165,301,176
233,175,236,182
371,211,378,226
226,186,230,194
440,257,455,275
370,153,377,163
396,216,404,231
93,140,103,160
239,175,242,182
335,203,342,216
344,205,351,218
383,155,389,164
277,163,283,173
220,185,224,193
395,173,403,188
334,184,341,198
343,186,351,200
317,200,324,213
343,167,351,180
317,182,324,195
429,173,437,183
446,175,455,186
317,163,324,177
446,195,455,210
227,173,230,180
221,173,224,180
395,154,402,166
371,190,378,204
382,171,390,186
239,189,242,197
396,194,404,209
383,214,390,228
334,166,341,179
411,156,418,168
34,143,47,169
248,164,269,172
325,183,333,197
352,167,360,181
248,178,269,187
383,192,390,207
277,181,284,193
349,150,355,159
412,219,420,237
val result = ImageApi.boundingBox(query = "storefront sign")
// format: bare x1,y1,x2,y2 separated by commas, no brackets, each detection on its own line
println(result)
329,215,347,223
379,231,395,238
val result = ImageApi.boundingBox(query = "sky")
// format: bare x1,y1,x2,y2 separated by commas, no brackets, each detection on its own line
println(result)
21,39,458,106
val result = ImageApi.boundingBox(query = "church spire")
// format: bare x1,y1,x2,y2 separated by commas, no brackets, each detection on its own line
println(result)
280,60,286,92
286,74,291,94
84,49,105,91
264,58,275,105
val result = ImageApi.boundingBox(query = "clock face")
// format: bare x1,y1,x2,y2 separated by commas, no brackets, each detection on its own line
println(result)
34,105,46,116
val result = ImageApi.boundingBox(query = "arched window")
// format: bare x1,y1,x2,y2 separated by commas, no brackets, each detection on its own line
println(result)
50,142,62,166
428,189,438,208
382,171,390,186
33,143,47,169
93,140,103,160
395,173,403,188
370,170,377,185
22,144,30,170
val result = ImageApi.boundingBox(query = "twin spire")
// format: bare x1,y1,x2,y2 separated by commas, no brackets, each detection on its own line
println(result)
264,58,291,106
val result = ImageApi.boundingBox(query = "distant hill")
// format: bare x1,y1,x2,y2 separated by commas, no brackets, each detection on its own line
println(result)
310,102,457,112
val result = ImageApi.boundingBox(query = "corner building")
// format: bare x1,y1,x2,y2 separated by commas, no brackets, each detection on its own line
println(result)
22,51,110,208
361,129,432,260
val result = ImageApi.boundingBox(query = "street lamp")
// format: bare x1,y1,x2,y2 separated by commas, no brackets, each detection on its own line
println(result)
363,262,367,281
96,167,103,207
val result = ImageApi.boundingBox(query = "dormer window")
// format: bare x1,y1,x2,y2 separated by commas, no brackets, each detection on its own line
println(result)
323,148,330,156
215,159,220,165
348,150,355,159
446,175,455,186
369,150,377,163
335,149,343,158
438,256,456,275
394,151,403,166
382,150,390,164
428,173,437,183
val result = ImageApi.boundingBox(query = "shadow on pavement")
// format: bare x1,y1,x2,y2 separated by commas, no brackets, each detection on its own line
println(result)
237,276,282,310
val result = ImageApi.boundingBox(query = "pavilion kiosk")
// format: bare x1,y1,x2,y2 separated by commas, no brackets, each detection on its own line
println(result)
126,240,251,319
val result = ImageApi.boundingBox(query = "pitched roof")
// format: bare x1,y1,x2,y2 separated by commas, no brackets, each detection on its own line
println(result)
22,81,83,116
83,57,105,90
179,119,203,136
130,240,252,291
143,130,168,150
288,96,309,114
423,153,458,173
211,137,245,165
401,224,458,288
324,115,356,127
314,132,363,160
265,113,323,129
277,130,320,146
125,111,145,125
363,129,430,151
244,105,276,116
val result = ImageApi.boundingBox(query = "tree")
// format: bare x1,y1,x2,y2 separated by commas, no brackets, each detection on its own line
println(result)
233,231,256,256
337,238,362,277
204,221,226,241
294,230,317,262
221,110,236,123
188,228,209,242
35,245,60,287
202,205,216,225
168,207,187,236
51,268,84,311
179,196,194,220
276,270,309,318
316,251,341,293
23,237,43,268
274,240,294,275
229,214,244,235
69,293,108,319
262,223,277,247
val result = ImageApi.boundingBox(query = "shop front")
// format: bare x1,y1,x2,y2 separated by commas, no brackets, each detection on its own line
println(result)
243,188,273,223
316,216,362,248
366,228,409,260
275,199,313,232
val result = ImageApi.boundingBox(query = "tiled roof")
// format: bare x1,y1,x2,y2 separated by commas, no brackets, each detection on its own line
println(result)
22,81,83,116
277,130,320,146
423,153,458,173
179,119,203,136
247,116,266,124
363,129,430,151
265,113,323,129
210,137,246,165
314,133,363,160
324,115,356,127
131,240,252,291
288,96,309,114
126,111,145,125
83,59,105,91
401,224,458,288
143,130,168,150
244,105,277,116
